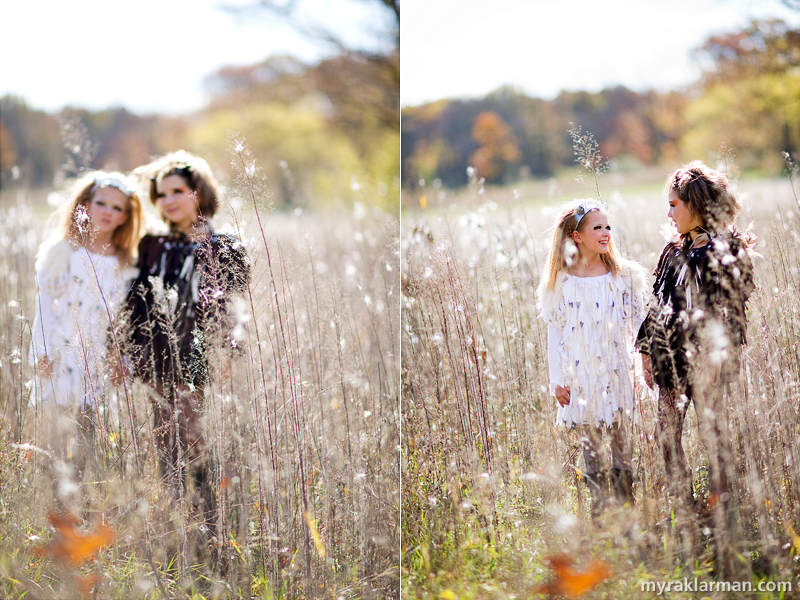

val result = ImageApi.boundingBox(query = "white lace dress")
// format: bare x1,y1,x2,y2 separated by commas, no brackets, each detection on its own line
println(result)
538,262,648,427
30,240,128,408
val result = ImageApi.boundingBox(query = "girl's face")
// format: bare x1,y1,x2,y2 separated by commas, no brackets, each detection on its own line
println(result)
571,210,610,256
156,174,199,232
86,186,128,236
668,189,703,235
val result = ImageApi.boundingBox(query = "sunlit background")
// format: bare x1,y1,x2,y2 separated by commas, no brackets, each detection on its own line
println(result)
1,0,393,114
1,0,399,210
400,0,800,194
401,0,800,106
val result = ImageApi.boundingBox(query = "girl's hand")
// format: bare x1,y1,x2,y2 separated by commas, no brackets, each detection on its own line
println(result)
36,357,53,378
555,385,570,407
642,354,654,389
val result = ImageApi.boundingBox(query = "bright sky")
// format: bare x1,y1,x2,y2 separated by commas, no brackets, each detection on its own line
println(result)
0,0,391,115
401,0,800,107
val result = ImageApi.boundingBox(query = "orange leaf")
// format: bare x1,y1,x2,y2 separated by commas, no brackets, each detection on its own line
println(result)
34,512,114,566
534,553,611,598
77,574,102,597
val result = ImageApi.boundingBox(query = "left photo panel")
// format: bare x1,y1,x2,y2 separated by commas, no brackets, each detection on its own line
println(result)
0,0,400,598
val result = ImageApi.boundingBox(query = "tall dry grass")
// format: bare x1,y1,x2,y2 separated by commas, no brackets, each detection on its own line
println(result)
402,168,800,598
0,143,400,599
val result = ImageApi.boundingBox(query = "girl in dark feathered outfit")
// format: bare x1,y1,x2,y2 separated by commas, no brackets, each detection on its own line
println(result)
122,151,249,522
636,160,756,574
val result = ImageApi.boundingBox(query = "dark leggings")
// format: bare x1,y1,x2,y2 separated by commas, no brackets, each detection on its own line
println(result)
657,384,731,505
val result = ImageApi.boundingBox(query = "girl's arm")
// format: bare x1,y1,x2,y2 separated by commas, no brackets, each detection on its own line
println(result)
547,324,565,396
641,353,654,389
30,285,56,376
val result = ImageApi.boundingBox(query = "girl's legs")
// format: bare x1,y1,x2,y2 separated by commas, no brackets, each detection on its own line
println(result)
657,387,692,506
152,383,182,491
693,378,736,576
152,383,215,526
75,406,96,478
657,386,699,566
581,417,635,513
180,388,215,527
41,403,78,461
608,416,634,505
39,403,82,510
580,425,607,516
692,382,732,506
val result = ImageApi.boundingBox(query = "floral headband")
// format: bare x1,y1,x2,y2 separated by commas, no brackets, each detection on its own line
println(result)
574,200,606,226
91,176,136,199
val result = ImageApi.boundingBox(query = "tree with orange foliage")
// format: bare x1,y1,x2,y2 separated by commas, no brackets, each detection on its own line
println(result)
469,110,521,183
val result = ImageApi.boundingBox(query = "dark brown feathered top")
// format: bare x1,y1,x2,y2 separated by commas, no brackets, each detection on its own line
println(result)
123,228,250,388
636,231,754,392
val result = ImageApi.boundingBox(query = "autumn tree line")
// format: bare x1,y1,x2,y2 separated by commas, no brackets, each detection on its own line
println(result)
2,19,796,204
402,19,800,189
1,51,400,210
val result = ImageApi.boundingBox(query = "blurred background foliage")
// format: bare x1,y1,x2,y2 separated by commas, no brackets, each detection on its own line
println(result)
401,19,800,190
0,0,400,211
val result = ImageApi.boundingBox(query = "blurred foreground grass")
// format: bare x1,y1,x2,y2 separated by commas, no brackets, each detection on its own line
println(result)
0,183,400,599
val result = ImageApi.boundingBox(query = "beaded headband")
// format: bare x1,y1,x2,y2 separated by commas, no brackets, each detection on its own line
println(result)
574,200,606,226
91,177,136,199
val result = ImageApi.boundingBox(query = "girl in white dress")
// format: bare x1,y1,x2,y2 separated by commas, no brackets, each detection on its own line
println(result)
30,172,143,458
537,199,648,513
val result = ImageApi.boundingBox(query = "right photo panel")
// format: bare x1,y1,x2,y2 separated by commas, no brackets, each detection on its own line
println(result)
401,1,800,597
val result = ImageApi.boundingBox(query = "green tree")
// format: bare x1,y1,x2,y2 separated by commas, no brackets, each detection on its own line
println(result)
203,53,399,208
190,102,366,207
683,19,800,171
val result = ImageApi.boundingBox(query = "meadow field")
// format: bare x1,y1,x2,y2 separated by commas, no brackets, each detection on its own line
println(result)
0,159,400,599
401,165,800,599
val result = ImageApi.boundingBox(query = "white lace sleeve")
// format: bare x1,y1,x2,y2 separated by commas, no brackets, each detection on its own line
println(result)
547,323,565,396
30,286,56,363
538,278,567,327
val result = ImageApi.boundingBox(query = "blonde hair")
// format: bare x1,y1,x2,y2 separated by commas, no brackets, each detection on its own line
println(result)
539,199,622,292
135,150,221,225
61,171,143,267
665,160,741,231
